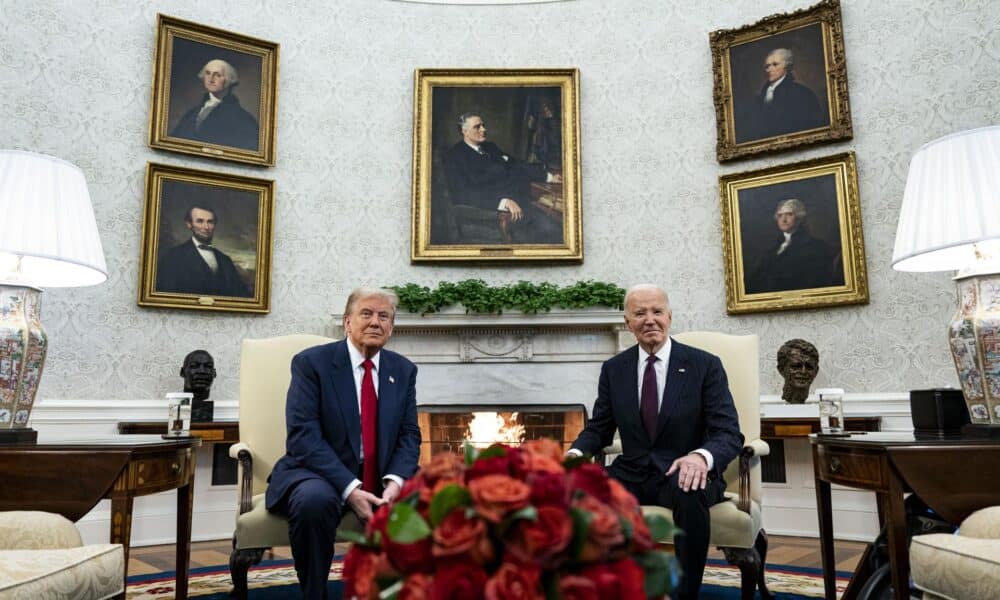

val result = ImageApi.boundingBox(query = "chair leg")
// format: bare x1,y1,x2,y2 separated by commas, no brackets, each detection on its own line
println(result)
229,535,266,600
721,537,773,600
754,530,775,599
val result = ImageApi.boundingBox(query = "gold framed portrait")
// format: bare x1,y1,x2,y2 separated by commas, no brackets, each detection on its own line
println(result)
148,14,279,166
710,0,852,162
411,68,582,262
720,152,868,314
138,163,274,313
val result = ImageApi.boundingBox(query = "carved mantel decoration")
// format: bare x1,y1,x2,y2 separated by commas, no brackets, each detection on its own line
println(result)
331,307,630,364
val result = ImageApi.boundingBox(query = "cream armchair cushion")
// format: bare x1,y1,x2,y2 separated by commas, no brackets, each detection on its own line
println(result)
0,511,124,600
911,506,1000,600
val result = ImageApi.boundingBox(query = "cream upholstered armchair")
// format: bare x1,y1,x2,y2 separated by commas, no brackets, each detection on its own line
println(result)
0,510,124,600
910,506,1000,599
603,332,772,600
228,335,362,599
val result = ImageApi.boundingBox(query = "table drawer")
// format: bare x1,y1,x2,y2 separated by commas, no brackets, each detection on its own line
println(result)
816,446,887,488
127,450,194,493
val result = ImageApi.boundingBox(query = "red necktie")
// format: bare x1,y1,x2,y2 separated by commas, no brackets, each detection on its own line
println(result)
640,355,659,440
361,359,379,494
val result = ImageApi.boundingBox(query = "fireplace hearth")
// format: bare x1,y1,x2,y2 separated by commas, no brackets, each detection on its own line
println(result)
416,404,587,465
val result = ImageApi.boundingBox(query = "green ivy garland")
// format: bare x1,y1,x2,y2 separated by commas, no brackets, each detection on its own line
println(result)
387,279,625,315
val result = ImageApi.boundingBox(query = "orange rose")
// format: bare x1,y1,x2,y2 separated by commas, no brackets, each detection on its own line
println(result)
607,478,640,513
484,562,544,600
432,510,495,565
624,509,655,552
526,453,566,475
574,494,625,562
503,504,572,567
468,474,531,522
521,438,565,463
423,452,465,486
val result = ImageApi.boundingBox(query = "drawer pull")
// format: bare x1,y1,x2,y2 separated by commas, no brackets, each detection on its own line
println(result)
829,457,841,473
171,462,180,473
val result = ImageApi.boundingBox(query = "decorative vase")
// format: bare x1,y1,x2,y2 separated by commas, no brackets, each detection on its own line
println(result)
0,285,48,433
948,274,1000,425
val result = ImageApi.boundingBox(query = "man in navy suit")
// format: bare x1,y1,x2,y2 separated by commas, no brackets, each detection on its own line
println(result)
569,284,743,599
155,205,251,298
266,288,421,599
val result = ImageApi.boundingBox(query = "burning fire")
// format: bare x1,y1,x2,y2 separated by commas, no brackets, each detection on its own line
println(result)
466,412,525,448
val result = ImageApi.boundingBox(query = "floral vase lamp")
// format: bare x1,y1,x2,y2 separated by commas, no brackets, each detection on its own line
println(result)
892,126,1000,436
0,150,107,444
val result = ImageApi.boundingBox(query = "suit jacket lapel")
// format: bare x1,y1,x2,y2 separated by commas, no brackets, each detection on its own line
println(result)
331,341,362,462
657,339,688,437
620,346,643,439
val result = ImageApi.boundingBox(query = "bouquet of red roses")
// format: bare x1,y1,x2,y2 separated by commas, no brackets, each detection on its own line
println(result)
342,438,679,600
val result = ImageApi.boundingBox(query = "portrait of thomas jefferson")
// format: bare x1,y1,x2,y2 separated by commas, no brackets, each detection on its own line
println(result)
739,175,845,295
166,37,263,152
729,23,831,145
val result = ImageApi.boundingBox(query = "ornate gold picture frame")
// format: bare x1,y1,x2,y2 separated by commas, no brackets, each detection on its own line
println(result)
720,152,868,314
148,14,279,166
411,68,582,262
710,0,852,162
138,163,274,313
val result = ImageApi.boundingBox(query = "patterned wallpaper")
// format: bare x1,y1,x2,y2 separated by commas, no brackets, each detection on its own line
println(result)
2,0,997,403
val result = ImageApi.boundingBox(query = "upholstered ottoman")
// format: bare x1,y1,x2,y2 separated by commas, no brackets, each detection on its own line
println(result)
0,511,124,600
911,506,1000,600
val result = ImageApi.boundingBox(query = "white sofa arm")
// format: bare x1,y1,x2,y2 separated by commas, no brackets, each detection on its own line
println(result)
745,438,770,457
0,511,83,550
229,441,251,459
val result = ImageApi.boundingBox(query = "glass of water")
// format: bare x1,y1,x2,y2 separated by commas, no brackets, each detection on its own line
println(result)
816,388,845,434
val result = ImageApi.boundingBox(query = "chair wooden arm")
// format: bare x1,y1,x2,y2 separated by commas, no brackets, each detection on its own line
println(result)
229,442,255,516
736,439,769,514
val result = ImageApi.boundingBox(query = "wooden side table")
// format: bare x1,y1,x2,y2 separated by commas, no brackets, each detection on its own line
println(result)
0,436,202,599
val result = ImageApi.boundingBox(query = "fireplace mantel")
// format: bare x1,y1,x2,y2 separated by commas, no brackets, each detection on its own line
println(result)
331,307,630,363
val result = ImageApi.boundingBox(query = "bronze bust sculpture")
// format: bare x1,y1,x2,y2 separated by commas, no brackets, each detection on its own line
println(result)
776,339,819,404
180,349,216,421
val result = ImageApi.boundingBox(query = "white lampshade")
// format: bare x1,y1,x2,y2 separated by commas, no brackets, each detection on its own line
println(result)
892,125,1000,272
0,150,107,287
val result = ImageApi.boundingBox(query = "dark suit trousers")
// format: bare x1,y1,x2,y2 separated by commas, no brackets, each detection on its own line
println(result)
613,466,724,600
271,477,345,600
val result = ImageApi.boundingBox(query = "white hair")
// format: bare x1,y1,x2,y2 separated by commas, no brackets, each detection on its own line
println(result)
775,198,807,219
624,283,670,309
343,288,399,319
199,59,239,87
767,48,794,71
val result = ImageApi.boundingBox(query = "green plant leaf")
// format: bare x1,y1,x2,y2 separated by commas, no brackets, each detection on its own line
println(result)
645,513,679,543
463,441,477,465
386,503,431,544
562,453,591,470
569,506,593,560
337,529,369,545
635,550,681,597
476,444,508,460
498,505,538,536
429,483,472,527
386,279,625,315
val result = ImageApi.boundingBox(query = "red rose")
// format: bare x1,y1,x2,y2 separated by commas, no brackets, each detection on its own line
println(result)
466,453,512,481
430,561,489,600
398,473,427,501
505,446,530,479
385,535,433,574
503,505,573,567
399,573,432,600
623,509,655,552
581,558,646,599
366,502,390,538
557,574,600,600
526,470,570,507
432,509,495,565
568,463,612,503
484,562,544,600
468,474,531,523
574,494,625,562
343,546,380,600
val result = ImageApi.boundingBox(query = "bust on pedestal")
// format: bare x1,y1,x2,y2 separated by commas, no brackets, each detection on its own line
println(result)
180,350,216,422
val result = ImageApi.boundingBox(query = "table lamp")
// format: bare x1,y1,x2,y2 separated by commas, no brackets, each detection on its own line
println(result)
0,150,107,444
892,125,1000,437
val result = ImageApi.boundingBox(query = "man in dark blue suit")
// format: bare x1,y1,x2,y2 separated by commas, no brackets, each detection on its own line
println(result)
569,284,743,599
266,288,421,599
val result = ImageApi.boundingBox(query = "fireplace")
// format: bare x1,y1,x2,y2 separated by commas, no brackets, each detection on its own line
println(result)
416,404,587,465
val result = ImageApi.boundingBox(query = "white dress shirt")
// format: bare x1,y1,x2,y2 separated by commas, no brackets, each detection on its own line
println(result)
341,339,404,501
764,75,786,103
192,237,219,273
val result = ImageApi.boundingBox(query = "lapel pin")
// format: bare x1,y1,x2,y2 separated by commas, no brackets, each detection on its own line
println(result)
388,376,395,384
678,368,686,373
